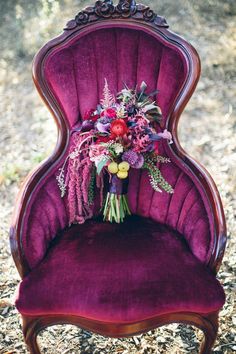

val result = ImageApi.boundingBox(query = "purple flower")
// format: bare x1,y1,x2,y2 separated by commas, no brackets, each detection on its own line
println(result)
99,117,111,124
133,154,144,168
122,150,144,169
80,120,94,132
149,129,173,144
145,142,154,152
122,150,139,165
96,121,110,133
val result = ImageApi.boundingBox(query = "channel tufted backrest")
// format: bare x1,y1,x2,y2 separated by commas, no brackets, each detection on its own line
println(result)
44,27,187,127
20,25,213,270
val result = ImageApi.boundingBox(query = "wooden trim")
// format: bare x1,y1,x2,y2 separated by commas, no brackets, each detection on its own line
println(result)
65,0,168,30
22,311,219,354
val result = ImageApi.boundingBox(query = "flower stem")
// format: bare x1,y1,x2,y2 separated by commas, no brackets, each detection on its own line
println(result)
103,193,131,223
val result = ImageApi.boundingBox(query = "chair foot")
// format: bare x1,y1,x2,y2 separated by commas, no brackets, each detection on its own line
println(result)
25,334,41,354
199,312,219,354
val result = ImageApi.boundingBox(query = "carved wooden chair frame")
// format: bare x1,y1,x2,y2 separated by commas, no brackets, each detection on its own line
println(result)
10,1,227,353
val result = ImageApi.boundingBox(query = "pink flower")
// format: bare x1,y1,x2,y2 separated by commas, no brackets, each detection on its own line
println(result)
133,134,151,153
101,108,117,118
89,144,108,162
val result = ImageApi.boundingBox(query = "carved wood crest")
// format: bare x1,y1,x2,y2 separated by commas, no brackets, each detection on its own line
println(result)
65,0,168,30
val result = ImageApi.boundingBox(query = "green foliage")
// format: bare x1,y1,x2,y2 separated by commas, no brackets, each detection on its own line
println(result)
117,81,162,123
143,156,174,193
96,156,109,175
1,164,22,185
88,165,96,205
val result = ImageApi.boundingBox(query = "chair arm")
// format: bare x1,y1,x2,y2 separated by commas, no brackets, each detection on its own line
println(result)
179,153,227,274
165,142,227,274
131,143,226,273
10,162,68,277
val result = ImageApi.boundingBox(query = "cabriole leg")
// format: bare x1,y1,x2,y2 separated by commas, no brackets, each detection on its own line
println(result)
25,333,41,354
22,315,42,354
199,312,219,354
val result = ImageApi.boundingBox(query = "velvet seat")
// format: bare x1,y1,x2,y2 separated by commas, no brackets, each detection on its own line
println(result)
16,217,225,322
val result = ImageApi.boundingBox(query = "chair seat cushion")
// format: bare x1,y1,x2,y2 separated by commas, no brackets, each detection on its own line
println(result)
15,216,225,323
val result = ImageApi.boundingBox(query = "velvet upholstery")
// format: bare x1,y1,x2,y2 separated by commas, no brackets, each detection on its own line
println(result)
20,27,215,271
21,158,212,270
16,217,225,322
44,29,186,127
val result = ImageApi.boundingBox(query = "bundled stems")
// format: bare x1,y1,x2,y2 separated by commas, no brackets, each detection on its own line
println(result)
103,193,131,223
102,174,131,223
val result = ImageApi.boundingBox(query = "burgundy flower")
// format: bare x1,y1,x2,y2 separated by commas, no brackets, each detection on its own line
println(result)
83,109,99,122
96,136,112,144
81,120,94,132
154,141,159,154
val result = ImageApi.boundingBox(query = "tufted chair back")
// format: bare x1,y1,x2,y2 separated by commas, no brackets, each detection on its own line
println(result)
11,0,226,278
44,27,186,127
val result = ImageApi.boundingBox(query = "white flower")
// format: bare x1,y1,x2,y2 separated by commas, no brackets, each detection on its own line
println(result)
113,143,123,155
116,103,126,119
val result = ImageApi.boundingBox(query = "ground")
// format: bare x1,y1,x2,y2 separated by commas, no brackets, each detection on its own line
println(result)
0,0,235,353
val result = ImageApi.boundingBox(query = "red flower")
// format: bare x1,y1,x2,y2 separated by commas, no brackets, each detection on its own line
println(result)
101,108,117,118
83,109,99,122
110,119,128,137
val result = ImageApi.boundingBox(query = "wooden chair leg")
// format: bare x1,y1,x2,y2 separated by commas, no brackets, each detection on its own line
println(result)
199,312,219,354
22,315,42,354
25,333,41,354
20,312,219,354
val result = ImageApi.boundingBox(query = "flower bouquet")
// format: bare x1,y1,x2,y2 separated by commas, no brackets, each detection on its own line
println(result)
57,80,173,224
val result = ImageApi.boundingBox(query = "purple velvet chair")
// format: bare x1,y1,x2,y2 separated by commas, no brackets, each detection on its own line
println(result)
10,1,227,353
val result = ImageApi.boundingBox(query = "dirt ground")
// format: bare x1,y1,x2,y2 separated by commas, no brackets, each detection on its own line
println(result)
0,0,235,353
